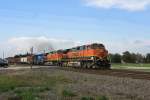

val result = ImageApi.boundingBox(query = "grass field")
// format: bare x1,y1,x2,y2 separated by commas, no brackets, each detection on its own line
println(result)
112,63,150,71
1,67,150,100
112,63,150,67
0,69,109,100
0,70,73,100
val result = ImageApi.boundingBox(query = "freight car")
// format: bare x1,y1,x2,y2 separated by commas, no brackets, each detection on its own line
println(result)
46,43,111,69
6,57,15,64
33,54,46,65
20,54,32,64
13,55,22,64
7,54,33,65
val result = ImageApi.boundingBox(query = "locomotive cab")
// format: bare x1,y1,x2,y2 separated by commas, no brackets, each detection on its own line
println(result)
82,43,111,69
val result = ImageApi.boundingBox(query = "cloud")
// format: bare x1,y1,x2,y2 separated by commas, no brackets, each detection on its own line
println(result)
105,39,150,54
2,36,81,57
83,0,150,11
133,40,150,47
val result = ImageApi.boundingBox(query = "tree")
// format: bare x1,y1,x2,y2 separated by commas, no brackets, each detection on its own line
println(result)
110,53,122,63
131,53,137,63
136,53,144,63
122,51,131,63
145,53,150,63
122,51,136,63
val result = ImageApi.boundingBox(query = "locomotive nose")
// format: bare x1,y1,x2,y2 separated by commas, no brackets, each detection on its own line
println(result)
96,49,108,59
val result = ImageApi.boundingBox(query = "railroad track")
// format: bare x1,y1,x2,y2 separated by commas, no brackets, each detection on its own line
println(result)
56,67,150,80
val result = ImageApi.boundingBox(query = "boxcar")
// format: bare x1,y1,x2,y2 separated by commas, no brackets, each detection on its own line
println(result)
33,54,45,65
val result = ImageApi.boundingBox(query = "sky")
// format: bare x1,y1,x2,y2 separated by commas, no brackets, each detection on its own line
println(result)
0,0,150,57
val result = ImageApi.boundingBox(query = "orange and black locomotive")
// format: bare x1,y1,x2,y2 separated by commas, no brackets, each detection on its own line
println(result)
46,43,110,69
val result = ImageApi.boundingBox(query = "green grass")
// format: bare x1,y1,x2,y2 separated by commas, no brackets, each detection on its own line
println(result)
62,89,76,97
112,63,150,68
97,96,109,100
16,88,35,100
81,97,94,100
0,70,72,99
13,87,51,100
0,69,110,100
81,96,109,100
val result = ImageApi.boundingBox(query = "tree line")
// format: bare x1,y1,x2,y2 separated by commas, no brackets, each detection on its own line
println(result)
109,51,150,63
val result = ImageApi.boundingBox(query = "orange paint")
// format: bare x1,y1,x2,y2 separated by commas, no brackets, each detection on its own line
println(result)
47,53,63,61
46,44,108,61
66,48,108,59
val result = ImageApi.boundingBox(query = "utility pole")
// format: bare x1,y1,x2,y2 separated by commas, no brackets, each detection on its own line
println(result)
3,51,4,60
44,50,45,54
30,47,33,69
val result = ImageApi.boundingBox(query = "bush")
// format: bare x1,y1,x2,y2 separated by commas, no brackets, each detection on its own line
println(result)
81,97,94,100
97,96,109,100
62,89,76,97
14,87,51,100
14,88,36,100
80,96,109,100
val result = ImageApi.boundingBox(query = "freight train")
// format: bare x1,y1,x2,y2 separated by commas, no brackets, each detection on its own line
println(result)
7,43,111,69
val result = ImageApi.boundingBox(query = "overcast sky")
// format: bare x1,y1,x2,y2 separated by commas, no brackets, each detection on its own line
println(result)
0,0,150,57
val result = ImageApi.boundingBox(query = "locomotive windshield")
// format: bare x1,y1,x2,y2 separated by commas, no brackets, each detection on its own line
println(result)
91,43,105,49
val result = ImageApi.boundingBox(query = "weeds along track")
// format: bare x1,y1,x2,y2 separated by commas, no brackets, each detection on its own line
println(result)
56,67,150,80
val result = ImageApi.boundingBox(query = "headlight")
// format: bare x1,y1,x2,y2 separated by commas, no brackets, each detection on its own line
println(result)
91,57,94,60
